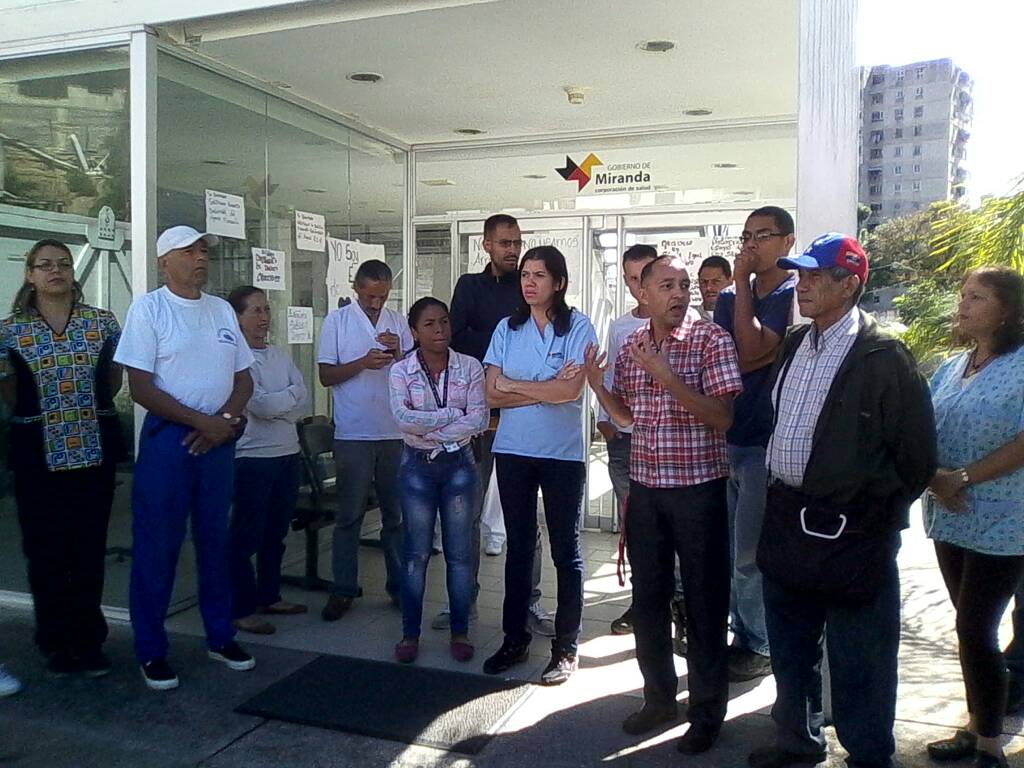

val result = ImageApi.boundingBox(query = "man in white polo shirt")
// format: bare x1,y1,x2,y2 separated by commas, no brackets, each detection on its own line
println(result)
318,259,413,621
115,225,256,691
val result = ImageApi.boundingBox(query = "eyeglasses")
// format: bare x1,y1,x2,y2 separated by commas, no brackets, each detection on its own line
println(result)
493,239,524,249
32,260,74,272
739,232,785,244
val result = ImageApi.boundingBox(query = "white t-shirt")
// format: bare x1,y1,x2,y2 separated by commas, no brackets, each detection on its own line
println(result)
114,286,254,415
317,302,413,440
598,310,650,434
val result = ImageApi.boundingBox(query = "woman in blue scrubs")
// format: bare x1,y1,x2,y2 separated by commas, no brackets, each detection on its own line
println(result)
481,245,597,685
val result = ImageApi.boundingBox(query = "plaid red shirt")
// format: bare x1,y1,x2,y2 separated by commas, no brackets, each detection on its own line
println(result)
613,311,742,488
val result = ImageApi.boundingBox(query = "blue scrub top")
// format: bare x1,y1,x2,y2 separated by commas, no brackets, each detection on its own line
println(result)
484,310,598,462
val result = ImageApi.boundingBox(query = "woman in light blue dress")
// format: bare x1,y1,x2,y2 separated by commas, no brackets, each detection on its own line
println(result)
925,266,1024,768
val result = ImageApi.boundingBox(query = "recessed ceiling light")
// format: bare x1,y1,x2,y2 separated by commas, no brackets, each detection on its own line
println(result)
683,108,713,116
201,159,230,166
637,39,676,53
347,72,383,84
419,178,456,187
270,80,292,89
523,173,547,179
377,208,396,214
304,187,328,194
713,162,740,169
454,128,486,135
732,190,755,196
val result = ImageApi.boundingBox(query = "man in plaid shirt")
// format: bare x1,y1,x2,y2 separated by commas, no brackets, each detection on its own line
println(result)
584,254,743,756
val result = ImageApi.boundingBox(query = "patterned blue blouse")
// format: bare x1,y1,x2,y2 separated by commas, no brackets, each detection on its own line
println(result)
925,346,1024,555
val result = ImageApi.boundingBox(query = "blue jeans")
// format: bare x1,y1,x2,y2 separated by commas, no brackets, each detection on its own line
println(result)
331,439,403,599
496,453,585,654
130,414,236,663
229,454,301,618
763,538,901,765
399,445,479,638
727,443,770,656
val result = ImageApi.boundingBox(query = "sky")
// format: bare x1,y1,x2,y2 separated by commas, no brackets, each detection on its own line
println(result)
857,0,1023,203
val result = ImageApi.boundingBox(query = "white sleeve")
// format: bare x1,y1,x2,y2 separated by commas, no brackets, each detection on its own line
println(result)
112,295,157,372
399,319,414,357
230,311,254,372
317,312,339,365
598,321,617,423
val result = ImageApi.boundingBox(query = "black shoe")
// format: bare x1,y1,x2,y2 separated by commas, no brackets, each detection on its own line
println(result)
208,641,255,671
46,651,80,679
749,746,827,768
79,650,112,678
622,704,678,735
140,658,179,691
728,648,772,682
321,594,353,621
974,752,1008,768
540,648,578,686
927,730,977,762
1007,677,1023,715
483,638,530,675
677,722,721,755
671,598,687,657
610,607,634,635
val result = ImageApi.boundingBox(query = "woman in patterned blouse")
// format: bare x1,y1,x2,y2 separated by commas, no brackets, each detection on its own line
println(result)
388,297,488,664
0,239,124,679
925,267,1024,768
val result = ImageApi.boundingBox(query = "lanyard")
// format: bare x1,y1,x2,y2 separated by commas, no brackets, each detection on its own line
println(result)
417,349,449,408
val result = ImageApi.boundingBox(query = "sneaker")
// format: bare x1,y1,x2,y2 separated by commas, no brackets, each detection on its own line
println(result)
450,639,475,662
208,641,256,671
431,604,479,630
0,666,22,697
233,616,276,635
484,536,505,556
394,639,419,664
47,650,80,678
483,638,530,675
321,594,353,622
79,650,113,678
610,607,634,635
540,648,578,685
140,659,179,691
528,602,555,637
728,648,772,682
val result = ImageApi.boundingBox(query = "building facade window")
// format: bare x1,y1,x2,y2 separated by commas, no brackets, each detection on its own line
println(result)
871,93,883,104
913,144,922,156
894,182,903,193
894,146,903,158
871,111,884,122
914,106,924,118
894,127,903,138
913,181,922,192
916,66,926,79
869,184,882,196
913,163,921,173
894,165,903,175
915,86,924,99
895,108,904,121
872,73,885,85
870,148,883,159
896,89,904,101
871,130,884,143
914,125,923,136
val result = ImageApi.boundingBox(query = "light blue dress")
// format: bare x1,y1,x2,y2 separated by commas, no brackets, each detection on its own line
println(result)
925,346,1024,555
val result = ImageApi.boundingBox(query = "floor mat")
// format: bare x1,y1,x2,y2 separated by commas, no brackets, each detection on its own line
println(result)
236,654,533,754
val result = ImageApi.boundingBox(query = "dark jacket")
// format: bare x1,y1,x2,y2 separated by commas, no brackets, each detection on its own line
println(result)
766,309,937,530
449,263,521,363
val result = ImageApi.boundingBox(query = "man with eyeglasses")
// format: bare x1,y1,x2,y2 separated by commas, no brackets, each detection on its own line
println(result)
439,213,554,637
712,206,797,683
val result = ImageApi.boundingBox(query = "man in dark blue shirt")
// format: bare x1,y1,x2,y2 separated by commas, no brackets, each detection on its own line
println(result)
433,214,553,637
713,206,796,682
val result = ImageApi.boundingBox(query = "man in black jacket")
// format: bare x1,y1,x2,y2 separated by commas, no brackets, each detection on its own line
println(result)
748,233,936,768
431,213,553,637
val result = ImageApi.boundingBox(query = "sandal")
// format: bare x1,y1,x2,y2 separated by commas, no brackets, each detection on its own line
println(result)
259,601,308,616
927,730,977,762
450,639,475,662
394,639,419,664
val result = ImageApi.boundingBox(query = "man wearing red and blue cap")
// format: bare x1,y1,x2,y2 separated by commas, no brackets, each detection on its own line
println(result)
748,233,936,768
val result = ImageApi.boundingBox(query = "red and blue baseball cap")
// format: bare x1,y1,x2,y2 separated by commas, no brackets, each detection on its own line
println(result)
778,232,869,284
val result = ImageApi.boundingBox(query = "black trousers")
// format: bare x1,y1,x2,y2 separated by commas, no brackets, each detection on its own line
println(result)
935,540,1024,738
14,462,115,657
627,478,730,727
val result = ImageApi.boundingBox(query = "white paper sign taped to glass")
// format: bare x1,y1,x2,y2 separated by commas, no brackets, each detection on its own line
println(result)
252,247,287,291
287,306,314,344
295,211,326,252
326,237,386,308
205,189,246,239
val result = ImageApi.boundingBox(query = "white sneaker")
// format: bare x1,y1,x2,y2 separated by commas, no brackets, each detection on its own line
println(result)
0,666,22,697
528,601,556,637
484,536,505,556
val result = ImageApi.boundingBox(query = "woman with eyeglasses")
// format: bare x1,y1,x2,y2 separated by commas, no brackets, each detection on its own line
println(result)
0,239,125,678
389,297,488,663
481,245,598,685
226,286,309,635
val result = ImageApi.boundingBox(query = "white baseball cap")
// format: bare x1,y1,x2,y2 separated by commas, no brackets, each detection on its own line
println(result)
156,226,220,258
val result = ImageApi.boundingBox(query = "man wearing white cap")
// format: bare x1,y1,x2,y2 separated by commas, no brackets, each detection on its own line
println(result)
115,225,256,690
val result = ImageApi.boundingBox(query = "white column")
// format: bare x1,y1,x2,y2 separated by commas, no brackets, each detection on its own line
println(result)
796,0,860,249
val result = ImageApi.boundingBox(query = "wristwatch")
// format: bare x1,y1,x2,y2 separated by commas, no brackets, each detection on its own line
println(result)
221,412,234,421
957,467,971,487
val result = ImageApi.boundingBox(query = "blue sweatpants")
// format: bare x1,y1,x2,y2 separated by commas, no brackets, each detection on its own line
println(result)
130,414,236,663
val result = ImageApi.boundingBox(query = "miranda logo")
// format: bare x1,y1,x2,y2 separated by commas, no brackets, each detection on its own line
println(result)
556,153,602,191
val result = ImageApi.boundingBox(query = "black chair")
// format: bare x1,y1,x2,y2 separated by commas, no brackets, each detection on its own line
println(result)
283,417,336,591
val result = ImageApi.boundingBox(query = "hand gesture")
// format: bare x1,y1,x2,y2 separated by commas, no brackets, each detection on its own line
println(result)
494,374,515,393
182,414,237,455
929,469,968,514
363,348,394,370
582,343,608,390
555,361,582,380
732,250,755,283
628,338,673,385
376,331,400,353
